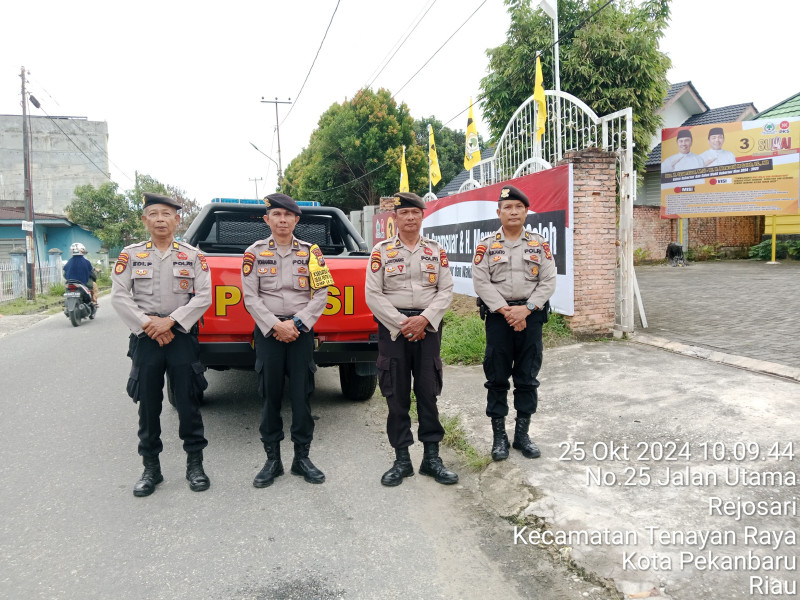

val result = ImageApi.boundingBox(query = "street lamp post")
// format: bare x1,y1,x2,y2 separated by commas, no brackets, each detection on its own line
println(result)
249,142,280,195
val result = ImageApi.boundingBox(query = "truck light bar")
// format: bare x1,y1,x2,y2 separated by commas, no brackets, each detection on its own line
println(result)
211,198,320,206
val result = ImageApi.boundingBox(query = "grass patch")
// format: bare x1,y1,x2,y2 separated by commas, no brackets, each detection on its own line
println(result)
441,310,575,365
0,292,64,315
542,312,573,345
440,413,492,471
441,310,486,365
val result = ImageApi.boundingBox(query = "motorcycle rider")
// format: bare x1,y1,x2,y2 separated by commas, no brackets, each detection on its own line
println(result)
63,243,98,307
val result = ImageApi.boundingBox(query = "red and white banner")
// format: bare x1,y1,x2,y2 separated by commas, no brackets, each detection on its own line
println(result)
375,165,574,315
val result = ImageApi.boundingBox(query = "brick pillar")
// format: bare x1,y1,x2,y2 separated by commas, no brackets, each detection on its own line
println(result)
557,148,617,335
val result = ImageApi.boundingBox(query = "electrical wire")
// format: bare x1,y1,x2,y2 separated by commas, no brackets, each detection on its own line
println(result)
394,0,487,97
307,162,389,193
303,0,613,194
365,0,439,90
305,0,486,193
437,0,614,132
279,0,341,127
28,106,114,182
26,80,135,184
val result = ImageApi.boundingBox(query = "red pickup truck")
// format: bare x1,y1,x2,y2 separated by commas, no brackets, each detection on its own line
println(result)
181,200,378,401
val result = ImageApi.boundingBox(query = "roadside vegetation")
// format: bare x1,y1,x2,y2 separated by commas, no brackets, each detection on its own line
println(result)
0,271,111,316
441,307,574,366
748,239,800,261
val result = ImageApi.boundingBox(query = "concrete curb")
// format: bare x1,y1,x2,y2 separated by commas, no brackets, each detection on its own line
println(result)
630,333,800,383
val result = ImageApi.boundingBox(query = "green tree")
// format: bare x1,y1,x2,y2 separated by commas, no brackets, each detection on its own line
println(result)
413,117,467,195
127,174,201,238
282,88,427,212
66,182,145,249
480,0,671,175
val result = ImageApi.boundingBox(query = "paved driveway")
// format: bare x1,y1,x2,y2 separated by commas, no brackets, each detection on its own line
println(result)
634,260,800,369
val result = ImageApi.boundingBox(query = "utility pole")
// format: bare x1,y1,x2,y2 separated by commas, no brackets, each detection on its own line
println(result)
260,97,291,187
249,177,263,199
20,66,35,300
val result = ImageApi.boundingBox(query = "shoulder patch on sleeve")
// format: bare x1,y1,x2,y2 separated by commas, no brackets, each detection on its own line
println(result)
114,252,129,274
439,249,449,268
474,244,487,265
370,250,382,273
543,242,552,260
242,252,255,276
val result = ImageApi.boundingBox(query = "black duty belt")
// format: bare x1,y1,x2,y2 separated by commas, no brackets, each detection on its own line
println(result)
506,299,528,306
397,308,423,317
145,312,170,317
276,315,293,321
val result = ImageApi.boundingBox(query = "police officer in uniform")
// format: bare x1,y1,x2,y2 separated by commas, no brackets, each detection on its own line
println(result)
242,193,331,487
365,192,457,487
111,193,212,497
472,185,556,461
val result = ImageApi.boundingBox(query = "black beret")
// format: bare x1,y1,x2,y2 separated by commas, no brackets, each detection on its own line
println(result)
143,192,182,211
677,129,692,140
708,127,725,137
393,192,426,210
264,193,301,216
498,184,529,207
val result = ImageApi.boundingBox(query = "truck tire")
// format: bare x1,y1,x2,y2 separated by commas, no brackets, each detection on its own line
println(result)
339,363,377,401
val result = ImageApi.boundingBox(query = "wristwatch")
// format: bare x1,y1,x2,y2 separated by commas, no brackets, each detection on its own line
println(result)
526,302,538,311
292,317,304,330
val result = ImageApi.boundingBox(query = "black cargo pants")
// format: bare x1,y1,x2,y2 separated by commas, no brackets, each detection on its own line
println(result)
253,327,316,447
483,310,545,419
126,331,208,457
376,322,445,449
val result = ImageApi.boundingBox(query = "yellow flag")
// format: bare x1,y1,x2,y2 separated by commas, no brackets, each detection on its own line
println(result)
399,145,409,192
428,125,442,186
464,98,482,170
534,55,547,143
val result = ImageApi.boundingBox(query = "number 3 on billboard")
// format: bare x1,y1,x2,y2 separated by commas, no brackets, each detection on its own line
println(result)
323,286,354,316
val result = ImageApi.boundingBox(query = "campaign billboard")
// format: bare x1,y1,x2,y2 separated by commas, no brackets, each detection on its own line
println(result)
375,165,574,315
660,118,800,219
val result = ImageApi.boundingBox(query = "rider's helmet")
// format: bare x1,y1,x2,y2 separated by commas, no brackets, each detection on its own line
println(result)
70,242,87,256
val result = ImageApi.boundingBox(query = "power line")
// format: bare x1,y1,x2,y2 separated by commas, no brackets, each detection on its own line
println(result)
28,103,113,182
437,0,615,132
280,0,341,127
307,161,389,194
394,0,487,97
365,0,439,90
26,79,135,183
306,0,485,194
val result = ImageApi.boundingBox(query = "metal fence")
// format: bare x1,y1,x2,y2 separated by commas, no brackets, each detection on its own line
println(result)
0,262,62,302
456,89,638,333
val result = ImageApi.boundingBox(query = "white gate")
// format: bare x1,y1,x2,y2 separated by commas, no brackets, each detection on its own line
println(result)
459,90,637,333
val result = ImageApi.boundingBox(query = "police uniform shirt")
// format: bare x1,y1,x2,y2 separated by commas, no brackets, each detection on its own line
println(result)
365,235,454,340
111,240,212,334
472,228,556,312
241,236,329,337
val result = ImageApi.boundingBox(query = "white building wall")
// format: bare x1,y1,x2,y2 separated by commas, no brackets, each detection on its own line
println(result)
0,115,110,215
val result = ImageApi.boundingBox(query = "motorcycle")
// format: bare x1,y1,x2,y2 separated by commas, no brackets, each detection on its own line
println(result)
63,279,97,327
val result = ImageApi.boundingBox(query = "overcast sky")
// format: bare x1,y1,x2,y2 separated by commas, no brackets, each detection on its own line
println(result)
1,0,796,205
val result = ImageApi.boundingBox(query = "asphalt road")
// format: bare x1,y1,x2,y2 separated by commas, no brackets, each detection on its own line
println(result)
0,303,613,600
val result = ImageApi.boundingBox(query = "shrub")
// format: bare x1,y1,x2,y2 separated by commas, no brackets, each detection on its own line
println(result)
633,247,649,265
687,243,722,261
749,239,789,260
